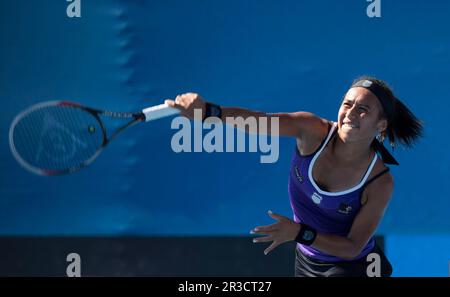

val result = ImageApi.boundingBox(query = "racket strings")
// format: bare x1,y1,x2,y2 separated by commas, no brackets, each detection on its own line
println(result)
11,104,104,173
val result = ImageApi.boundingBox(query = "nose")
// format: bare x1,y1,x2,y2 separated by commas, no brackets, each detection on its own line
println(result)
346,105,358,120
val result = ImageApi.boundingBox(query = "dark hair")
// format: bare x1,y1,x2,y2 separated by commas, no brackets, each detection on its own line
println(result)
351,76,423,148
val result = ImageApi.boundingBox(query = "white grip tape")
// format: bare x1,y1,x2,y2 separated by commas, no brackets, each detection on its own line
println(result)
142,104,180,122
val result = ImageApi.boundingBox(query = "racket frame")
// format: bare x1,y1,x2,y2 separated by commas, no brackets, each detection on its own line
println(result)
9,100,146,176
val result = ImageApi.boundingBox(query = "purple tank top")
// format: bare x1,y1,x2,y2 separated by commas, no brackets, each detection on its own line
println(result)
288,121,376,262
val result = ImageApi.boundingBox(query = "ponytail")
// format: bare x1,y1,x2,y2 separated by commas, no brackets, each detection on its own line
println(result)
388,97,423,148
351,76,423,165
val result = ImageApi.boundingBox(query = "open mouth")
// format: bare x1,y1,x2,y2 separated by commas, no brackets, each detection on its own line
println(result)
342,122,359,129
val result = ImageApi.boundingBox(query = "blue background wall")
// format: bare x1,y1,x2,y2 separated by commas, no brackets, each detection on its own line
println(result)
0,0,449,276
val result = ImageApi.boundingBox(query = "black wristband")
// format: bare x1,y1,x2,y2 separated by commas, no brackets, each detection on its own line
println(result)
294,223,317,246
203,102,222,122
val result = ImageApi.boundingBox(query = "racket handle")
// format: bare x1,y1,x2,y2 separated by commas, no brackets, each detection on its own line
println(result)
142,104,180,122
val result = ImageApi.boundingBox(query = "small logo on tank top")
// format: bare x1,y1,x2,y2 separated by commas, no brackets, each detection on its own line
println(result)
338,203,353,215
294,165,303,182
311,193,322,205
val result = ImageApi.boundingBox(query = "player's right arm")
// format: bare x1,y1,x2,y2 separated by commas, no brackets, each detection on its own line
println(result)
165,92,328,140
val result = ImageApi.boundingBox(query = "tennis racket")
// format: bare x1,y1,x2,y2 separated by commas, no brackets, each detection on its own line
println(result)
9,100,180,176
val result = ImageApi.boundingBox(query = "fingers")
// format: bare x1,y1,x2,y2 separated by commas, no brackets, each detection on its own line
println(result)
267,210,285,221
252,235,273,243
170,93,202,109
250,210,286,234
251,233,278,255
164,99,177,108
264,242,280,255
250,211,285,235
250,225,276,234
250,210,289,255
175,95,182,105
174,93,196,104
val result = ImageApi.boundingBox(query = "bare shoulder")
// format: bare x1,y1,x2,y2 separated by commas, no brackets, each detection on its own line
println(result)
300,113,330,138
276,111,329,138
293,114,331,155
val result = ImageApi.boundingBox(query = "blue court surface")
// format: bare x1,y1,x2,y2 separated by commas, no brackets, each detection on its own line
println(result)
0,1,449,276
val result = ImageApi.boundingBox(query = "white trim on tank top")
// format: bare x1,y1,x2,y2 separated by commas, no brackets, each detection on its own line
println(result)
308,122,378,196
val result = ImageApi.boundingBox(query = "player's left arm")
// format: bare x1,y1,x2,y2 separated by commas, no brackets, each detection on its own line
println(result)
310,173,394,259
252,173,394,258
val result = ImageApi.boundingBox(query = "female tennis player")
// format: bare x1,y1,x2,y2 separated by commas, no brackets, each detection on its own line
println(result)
165,76,422,277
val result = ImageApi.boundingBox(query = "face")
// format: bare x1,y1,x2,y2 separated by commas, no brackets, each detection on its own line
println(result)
337,87,388,143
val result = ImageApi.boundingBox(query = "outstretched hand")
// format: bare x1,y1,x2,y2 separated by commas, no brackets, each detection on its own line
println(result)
165,92,206,119
251,210,301,255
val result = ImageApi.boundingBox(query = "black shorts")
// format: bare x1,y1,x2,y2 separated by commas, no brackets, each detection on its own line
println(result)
295,244,393,277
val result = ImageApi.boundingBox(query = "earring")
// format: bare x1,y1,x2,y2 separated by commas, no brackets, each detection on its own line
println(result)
376,132,384,142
